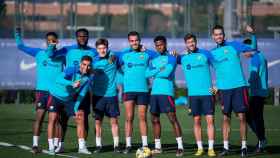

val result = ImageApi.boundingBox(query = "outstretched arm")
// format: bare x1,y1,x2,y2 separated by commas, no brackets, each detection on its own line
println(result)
14,28,42,57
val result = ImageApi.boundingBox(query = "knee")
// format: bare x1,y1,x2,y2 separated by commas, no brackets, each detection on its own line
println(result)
138,113,147,121
151,117,160,125
194,117,201,125
126,115,134,122
223,115,230,122
75,112,85,123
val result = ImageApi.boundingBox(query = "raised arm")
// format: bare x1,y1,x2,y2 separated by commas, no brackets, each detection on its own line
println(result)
14,28,42,57
245,25,257,50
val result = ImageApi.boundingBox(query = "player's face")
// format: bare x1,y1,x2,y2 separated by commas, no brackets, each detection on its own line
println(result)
76,31,89,46
212,29,225,44
154,40,167,53
46,35,58,45
97,44,108,57
243,52,254,58
185,38,197,52
80,60,91,74
128,35,140,50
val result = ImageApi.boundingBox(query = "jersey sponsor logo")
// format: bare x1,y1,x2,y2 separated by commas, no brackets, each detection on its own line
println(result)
20,60,37,71
186,64,204,70
127,62,145,68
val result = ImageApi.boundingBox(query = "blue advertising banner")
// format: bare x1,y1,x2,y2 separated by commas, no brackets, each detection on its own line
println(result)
0,38,279,89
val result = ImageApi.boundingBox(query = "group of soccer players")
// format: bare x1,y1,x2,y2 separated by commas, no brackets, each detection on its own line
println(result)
14,24,268,157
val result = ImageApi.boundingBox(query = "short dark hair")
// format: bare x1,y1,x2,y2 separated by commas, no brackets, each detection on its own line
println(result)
128,31,141,40
212,25,225,35
184,33,197,42
95,38,109,48
76,28,89,37
45,32,58,39
81,55,92,63
154,35,167,43
243,38,252,45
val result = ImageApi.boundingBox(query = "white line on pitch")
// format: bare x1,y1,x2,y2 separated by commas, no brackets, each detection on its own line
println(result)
0,141,79,158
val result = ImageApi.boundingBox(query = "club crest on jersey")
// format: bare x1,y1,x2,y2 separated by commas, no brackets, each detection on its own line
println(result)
224,49,229,54
186,64,191,70
139,54,145,60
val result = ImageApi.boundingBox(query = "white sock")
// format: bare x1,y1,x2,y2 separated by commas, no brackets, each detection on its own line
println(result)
241,140,247,149
113,137,119,147
142,136,148,147
223,141,229,150
54,138,59,147
60,142,64,148
96,137,102,147
78,138,86,149
155,139,161,149
197,141,203,149
48,139,54,151
208,140,214,149
33,136,39,147
126,137,131,147
176,137,184,149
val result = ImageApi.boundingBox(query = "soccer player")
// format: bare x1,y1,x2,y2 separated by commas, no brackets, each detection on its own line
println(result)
211,25,254,157
91,38,121,153
244,25,268,153
145,35,184,157
177,34,216,157
117,31,158,153
47,56,93,155
52,28,97,151
14,28,64,154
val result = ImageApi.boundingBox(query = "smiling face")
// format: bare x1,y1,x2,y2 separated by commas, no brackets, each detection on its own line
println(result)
128,35,141,51
212,28,225,45
185,37,197,52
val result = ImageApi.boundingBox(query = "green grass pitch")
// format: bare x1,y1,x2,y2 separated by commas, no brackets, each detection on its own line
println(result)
0,104,280,158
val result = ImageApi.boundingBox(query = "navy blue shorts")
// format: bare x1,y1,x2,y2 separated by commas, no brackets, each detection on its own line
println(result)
189,95,215,116
34,90,50,110
47,95,75,117
92,95,120,120
150,95,176,115
79,92,91,115
219,86,249,115
123,92,149,105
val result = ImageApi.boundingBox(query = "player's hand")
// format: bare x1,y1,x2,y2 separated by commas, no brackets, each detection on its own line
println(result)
170,50,178,56
15,27,21,35
210,87,218,95
140,45,146,52
246,25,255,33
73,80,81,88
